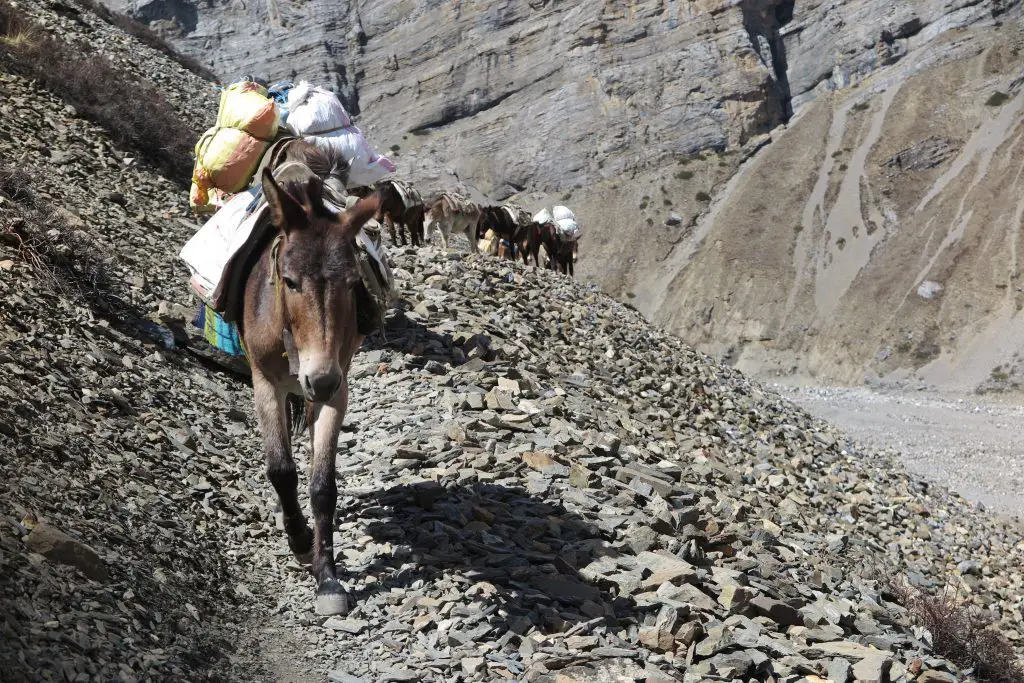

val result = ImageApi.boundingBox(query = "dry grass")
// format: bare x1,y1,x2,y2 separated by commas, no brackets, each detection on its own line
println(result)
0,0,195,185
889,580,1024,683
0,166,126,312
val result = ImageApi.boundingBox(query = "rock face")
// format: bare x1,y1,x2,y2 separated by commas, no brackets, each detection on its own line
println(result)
116,0,1017,193
112,0,1024,386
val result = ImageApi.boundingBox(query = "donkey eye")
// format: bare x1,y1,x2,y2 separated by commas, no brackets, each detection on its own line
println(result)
283,276,301,292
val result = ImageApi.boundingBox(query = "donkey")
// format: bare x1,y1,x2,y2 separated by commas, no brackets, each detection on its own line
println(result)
519,221,557,268
424,192,482,250
241,141,381,616
548,231,579,277
376,179,425,247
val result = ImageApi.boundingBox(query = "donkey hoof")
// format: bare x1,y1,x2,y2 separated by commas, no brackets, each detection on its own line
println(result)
315,580,349,616
288,527,314,564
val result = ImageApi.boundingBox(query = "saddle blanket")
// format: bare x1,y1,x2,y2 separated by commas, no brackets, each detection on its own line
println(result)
193,303,246,358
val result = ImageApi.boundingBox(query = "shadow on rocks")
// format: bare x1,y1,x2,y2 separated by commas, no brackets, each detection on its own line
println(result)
340,481,635,636
361,305,478,371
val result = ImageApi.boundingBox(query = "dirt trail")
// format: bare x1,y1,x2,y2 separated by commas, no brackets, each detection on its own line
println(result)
774,381,1024,519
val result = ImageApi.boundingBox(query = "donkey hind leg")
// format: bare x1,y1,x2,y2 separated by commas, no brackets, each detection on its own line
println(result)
410,209,424,248
253,373,314,563
308,389,349,615
463,219,479,254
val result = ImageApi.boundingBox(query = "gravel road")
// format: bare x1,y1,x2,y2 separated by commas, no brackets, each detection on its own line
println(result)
774,383,1024,519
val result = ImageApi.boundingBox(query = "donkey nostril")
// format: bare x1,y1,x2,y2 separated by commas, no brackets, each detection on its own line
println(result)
310,374,340,400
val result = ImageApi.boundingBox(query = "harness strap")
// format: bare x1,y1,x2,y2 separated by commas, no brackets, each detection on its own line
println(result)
268,234,301,377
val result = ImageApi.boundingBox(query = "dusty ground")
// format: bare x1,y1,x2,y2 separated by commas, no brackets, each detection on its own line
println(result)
773,381,1024,520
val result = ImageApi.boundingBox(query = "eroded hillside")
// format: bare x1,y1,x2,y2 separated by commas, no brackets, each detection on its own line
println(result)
652,21,1024,389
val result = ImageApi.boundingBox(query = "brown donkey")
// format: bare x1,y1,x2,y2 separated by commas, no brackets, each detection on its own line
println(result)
376,179,425,247
242,147,381,616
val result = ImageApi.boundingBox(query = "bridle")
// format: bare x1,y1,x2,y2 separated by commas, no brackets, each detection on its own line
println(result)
266,159,315,378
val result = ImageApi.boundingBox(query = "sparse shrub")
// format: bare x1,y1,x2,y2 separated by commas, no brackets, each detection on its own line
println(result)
561,192,573,201
991,365,1010,381
645,217,653,226
838,163,849,171
836,237,846,250
0,165,123,308
852,101,871,112
675,170,694,180
662,198,672,207
639,195,650,210
390,144,401,152
889,581,1024,683
0,0,194,184
695,191,711,202
794,224,803,233
986,91,1010,107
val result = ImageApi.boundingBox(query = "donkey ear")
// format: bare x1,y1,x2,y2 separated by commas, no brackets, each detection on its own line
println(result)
262,168,306,234
338,193,382,238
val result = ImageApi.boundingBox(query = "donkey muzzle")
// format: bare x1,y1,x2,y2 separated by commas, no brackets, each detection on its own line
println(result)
302,372,342,403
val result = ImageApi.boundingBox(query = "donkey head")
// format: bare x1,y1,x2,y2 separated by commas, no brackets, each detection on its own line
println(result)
261,165,380,402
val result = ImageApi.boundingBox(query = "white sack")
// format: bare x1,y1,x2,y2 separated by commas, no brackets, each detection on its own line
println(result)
285,81,352,135
552,205,576,222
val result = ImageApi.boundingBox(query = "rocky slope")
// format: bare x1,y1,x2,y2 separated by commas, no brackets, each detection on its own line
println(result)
106,0,1024,388
3,1,1024,682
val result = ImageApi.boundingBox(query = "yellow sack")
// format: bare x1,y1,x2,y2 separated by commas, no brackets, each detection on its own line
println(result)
215,81,279,137
190,81,280,211
477,229,498,255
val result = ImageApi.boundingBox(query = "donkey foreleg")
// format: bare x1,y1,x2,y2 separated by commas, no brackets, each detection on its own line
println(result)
438,218,452,249
308,387,349,615
253,373,314,563
383,215,399,246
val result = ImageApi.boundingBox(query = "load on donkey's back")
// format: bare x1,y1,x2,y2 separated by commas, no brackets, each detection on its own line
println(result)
178,76,396,361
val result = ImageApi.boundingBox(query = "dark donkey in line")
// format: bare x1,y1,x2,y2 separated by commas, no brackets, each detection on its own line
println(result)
241,140,380,615
375,178,425,247
519,221,557,268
